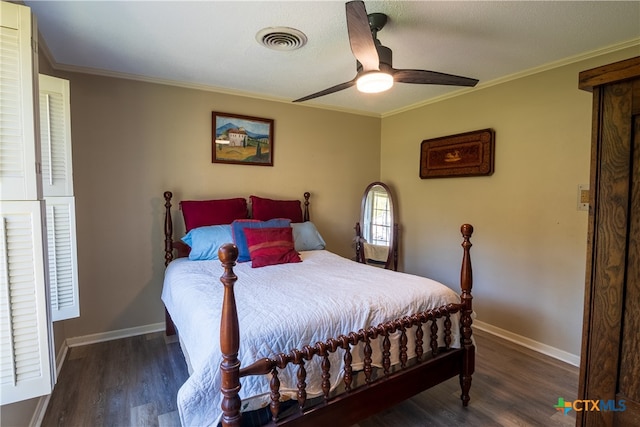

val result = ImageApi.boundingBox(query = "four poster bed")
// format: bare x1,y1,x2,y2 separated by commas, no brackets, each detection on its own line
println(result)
161,191,475,427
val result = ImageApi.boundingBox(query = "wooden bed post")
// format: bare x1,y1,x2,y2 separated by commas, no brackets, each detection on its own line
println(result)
303,192,311,222
354,222,364,263
459,223,475,406
164,191,174,267
163,191,177,336
219,243,242,427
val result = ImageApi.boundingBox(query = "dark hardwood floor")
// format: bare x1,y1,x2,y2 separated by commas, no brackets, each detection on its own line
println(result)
356,331,578,427
41,329,578,427
41,332,187,427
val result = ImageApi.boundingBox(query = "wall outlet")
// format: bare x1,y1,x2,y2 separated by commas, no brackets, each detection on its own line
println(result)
578,184,589,211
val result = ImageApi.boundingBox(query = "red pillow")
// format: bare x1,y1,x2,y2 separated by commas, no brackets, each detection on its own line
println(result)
180,198,248,232
250,195,303,223
244,227,301,268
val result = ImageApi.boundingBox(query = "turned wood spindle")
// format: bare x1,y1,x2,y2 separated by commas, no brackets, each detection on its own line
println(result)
218,244,242,427
459,223,474,407
163,191,174,266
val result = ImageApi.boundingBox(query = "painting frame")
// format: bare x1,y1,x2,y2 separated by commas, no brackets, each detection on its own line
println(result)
212,112,274,166
419,128,495,179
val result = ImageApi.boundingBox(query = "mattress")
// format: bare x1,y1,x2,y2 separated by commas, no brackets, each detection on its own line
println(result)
161,249,461,426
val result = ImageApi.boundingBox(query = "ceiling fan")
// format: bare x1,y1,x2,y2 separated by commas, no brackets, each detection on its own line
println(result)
293,0,479,103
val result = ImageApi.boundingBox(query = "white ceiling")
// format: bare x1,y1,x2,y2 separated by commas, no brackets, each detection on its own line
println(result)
26,1,640,116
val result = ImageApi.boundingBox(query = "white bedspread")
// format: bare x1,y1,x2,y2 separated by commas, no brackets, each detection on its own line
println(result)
162,250,461,427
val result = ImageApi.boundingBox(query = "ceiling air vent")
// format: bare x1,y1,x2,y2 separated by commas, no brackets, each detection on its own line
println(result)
256,27,307,51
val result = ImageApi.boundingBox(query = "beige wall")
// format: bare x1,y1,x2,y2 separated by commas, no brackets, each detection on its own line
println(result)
56,73,380,338
2,54,380,426
380,46,639,357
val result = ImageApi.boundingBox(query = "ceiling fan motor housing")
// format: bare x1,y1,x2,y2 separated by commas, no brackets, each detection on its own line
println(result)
357,44,393,72
368,12,388,35
377,44,393,70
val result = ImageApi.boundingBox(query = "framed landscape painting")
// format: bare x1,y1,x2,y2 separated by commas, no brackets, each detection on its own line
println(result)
212,112,274,166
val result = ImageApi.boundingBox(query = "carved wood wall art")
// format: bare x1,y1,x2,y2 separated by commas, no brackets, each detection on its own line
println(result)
420,129,495,178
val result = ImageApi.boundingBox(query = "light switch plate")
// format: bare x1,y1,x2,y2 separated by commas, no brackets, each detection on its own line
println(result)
578,184,589,211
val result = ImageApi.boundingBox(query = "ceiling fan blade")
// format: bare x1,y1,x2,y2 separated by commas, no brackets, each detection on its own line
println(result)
346,1,379,72
293,78,357,103
393,69,479,87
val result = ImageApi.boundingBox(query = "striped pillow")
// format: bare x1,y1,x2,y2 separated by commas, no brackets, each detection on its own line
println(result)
244,227,301,268
231,218,291,262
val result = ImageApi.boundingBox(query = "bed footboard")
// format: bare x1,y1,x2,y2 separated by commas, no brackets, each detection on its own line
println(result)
218,224,475,427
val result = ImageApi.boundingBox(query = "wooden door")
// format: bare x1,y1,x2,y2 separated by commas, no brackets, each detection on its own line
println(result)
615,115,639,425
577,57,640,426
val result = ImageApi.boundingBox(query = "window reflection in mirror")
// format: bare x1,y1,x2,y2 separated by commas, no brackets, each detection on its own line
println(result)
356,182,398,270
363,185,391,246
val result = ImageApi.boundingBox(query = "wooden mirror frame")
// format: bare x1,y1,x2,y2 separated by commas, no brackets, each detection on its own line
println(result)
355,181,399,271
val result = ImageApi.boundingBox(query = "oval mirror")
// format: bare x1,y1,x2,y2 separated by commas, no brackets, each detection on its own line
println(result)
355,182,398,270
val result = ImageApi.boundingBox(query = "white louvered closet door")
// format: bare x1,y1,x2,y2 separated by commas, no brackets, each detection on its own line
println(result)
44,197,79,321
0,1,41,201
0,2,55,405
39,74,73,197
39,74,79,321
0,201,54,405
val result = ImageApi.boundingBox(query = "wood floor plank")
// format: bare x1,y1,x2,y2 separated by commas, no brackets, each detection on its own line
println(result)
41,329,578,426
157,410,181,427
131,402,158,427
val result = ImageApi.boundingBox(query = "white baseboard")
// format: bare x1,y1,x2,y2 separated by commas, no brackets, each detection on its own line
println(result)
473,319,580,367
30,395,49,427
55,341,69,377
65,322,165,347
31,335,71,426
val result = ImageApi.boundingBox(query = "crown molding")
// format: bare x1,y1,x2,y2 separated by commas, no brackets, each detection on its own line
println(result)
382,38,640,118
41,34,638,120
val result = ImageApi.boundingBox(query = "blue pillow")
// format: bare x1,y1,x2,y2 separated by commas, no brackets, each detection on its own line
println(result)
182,224,233,261
231,218,292,262
291,222,326,251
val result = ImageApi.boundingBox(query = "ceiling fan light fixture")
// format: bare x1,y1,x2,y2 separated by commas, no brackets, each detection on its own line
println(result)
292,2,477,103
356,71,394,93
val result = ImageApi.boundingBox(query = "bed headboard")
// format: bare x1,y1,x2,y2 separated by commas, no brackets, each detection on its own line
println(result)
163,191,311,266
